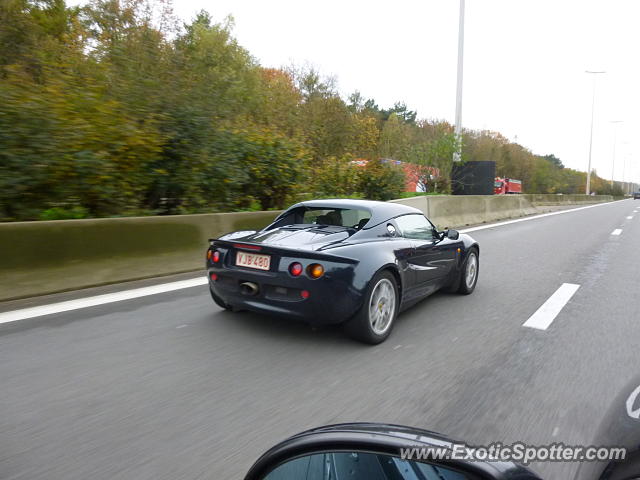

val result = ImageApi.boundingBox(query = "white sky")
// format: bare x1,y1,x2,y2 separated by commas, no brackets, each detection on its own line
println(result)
71,0,640,183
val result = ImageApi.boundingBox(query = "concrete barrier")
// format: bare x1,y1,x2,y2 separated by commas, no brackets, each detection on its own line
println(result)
0,194,616,301
0,211,280,301
392,194,614,229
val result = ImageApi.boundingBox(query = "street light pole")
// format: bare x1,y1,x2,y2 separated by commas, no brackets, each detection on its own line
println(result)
585,70,605,195
453,0,465,163
610,120,623,188
622,154,628,193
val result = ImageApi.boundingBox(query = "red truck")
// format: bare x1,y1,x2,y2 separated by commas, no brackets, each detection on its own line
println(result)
494,177,522,194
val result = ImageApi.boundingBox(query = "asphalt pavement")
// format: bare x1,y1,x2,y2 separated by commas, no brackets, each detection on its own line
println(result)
2,199,640,479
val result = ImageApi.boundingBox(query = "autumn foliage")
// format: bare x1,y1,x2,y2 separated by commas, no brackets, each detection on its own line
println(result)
0,0,621,221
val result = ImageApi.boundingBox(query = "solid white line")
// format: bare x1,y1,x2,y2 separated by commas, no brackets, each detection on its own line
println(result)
459,201,622,234
523,283,581,331
611,229,623,236
627,216,634,220
0,277,208,325
0,200,625,325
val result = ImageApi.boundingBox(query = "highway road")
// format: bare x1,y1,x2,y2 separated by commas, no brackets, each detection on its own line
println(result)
2,199,640,479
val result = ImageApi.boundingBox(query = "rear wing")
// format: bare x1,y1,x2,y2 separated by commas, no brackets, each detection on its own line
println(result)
208,238,359,265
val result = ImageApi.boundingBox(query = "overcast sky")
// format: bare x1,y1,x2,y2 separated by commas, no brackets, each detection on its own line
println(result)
72,0,640,183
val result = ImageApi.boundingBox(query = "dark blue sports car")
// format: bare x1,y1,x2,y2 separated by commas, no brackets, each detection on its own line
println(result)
206,199,479,344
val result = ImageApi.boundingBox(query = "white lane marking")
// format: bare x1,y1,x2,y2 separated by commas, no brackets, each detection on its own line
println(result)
0,200,626,325
627,216,634,220
522,283,580,331
460,201,623,234
0,277,208,325
611,229,623,235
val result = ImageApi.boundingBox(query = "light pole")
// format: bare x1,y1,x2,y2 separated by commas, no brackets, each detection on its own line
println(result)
610,121,623,188
622,154,630,194
585,70,606,195
453,0,465,163
621,142,630,194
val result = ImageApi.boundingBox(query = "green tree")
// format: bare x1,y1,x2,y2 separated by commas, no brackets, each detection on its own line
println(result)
359,159,405,201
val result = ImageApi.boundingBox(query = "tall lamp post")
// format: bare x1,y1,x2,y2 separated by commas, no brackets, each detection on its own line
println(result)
585,70,606,195
620,142,630,194
453,0,465,163
609,120,623,188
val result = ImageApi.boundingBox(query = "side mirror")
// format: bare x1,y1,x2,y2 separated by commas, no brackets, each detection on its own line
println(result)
446,229,460,240
244,423,541,480
575,374,640,480
386,224,397,237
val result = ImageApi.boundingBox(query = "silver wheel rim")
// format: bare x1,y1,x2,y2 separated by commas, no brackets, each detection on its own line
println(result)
465,253,478,289
368,278,396,335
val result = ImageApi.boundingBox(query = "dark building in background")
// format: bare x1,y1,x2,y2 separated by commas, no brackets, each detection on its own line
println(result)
451,161,496,195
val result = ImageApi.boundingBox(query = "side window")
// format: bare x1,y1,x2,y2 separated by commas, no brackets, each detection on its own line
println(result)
395,214,435,241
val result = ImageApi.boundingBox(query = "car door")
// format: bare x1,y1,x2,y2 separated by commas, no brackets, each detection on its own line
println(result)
395,214,457,294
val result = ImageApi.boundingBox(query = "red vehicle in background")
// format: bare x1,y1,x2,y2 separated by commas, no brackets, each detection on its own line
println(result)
494,177,522,194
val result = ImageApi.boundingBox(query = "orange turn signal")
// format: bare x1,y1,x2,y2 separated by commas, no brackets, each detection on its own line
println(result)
307,264,324,279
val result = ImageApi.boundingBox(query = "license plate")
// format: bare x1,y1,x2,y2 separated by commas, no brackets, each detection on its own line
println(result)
236,251,271,271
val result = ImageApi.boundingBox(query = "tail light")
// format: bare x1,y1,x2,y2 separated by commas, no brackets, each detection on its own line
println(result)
289,262,303,276
212,250,220,263
300,290,310,299
210,273,218,281
307,264,324,279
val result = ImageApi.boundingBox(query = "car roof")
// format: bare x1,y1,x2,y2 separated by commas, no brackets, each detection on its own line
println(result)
283,199,422,226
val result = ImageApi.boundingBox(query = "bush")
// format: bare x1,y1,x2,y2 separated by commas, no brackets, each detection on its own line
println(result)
38,206,89,221
359,159,406,201
310,155,362,197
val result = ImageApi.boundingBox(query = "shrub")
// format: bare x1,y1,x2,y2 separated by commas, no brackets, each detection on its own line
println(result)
359,159,406,201
310,155,362,198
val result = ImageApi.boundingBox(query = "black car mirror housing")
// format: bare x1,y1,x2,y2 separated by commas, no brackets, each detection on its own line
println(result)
244,423,542,480
447,229,460,240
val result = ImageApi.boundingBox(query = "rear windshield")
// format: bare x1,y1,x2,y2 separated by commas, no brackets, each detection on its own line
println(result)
271,207,371,229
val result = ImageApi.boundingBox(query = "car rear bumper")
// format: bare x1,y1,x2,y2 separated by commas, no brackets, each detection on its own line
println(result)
207,268,363,325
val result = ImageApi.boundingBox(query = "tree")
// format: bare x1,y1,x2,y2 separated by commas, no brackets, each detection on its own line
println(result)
378,113,411,160
359,159,405,201
0,0,603,221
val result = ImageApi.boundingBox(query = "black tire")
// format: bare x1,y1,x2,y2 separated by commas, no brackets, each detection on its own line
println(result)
457,248,479,295
209,287,234,311
344,270,399,345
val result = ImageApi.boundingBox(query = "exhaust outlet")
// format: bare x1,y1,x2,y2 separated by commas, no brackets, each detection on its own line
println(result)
240,282,259,296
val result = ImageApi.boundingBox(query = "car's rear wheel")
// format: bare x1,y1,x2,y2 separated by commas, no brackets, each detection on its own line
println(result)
345,270,398,345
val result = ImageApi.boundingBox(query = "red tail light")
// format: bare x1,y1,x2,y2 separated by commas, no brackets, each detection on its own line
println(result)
210,273,218,281
212,251,220,262
289,262,303,276
300,290,310,299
